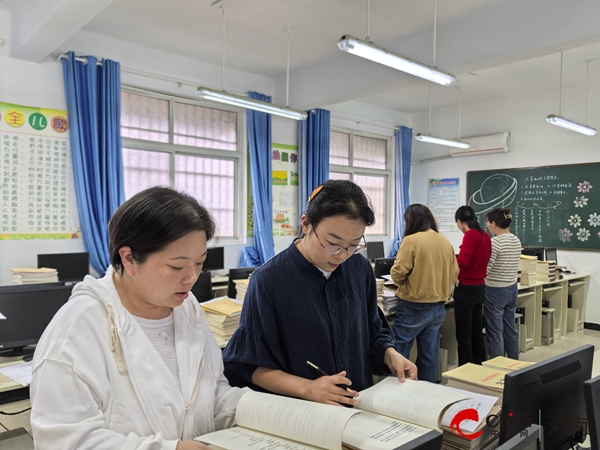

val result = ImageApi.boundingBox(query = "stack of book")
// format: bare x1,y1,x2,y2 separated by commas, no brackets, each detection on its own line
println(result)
536,260,556,282
10,267,59,285
442,363,506,400
518,255,537,286
233,278,250,301
441,404,501,450
482,356,535,372
200,296,243,346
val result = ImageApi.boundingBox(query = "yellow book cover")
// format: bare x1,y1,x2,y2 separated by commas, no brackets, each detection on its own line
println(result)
442,363,506,392
482,356,535,372
201,297,243,316
9,267,57,273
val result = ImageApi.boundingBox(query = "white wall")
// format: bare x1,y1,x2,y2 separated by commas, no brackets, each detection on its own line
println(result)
409,83,600,324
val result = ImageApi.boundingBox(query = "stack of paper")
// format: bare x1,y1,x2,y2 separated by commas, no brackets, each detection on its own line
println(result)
442,364,506,400
201,297,243,346
234,279,250,301
536,260,556,282
10,267,58,285
518,255,537,286
441,396,501,450
377,275,399,316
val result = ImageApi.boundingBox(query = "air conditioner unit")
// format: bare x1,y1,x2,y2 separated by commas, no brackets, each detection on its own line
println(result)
449,132,509,157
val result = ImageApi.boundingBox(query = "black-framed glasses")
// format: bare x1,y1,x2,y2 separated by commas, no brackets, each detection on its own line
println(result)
313,228,367,255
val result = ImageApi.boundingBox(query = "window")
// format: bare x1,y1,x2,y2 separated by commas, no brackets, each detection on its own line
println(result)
329,130,392,236
121,89,244,239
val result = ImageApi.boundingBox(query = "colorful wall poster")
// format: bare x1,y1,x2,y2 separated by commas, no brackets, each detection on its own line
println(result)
272,144,299,237
428,178,460,231
0,101,80,239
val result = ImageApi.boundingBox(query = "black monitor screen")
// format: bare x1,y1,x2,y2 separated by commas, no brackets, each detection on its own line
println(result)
500,344,593,449
374,257,395,278
544,247,557,264
521,247,544,261
202,247,225,272
37,252,89,282
584,375,600,450
0,283,72,355
367,241,385,261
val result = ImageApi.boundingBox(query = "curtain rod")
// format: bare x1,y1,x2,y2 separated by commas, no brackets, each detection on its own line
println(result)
331,113,399,131
56,54,400,130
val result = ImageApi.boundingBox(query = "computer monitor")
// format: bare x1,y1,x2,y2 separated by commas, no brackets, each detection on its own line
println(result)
227,267,257,299
366,241,385,262
37,252,89,282
0,283,73,359
374,257,395,278
583,374,600,450
521,247,544,261
544,247,557,264
497,425,542,450
191,271,213,303
202,247,225,272
500,344,593,449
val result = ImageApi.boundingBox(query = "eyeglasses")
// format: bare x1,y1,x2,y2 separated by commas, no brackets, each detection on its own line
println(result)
312,228,367,255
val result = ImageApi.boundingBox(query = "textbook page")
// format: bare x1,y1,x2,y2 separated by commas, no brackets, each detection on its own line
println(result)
342,411,435,450
197,391,359,450
357,378,469,430
199,427,324,450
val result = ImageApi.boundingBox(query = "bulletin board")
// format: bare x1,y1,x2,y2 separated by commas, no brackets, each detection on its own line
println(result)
467,163,600,250
0,101,80,240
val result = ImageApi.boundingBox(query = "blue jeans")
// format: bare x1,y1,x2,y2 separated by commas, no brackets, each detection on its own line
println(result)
483,284,519,359
392,300,445,383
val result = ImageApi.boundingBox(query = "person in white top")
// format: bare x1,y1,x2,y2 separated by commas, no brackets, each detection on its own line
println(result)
483,207,522,359
30,187,247,450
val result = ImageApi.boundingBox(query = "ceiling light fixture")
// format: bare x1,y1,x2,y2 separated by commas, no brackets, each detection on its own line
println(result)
546,52,597,136
197,6,307,120
414,1,470,149
337,0,456,86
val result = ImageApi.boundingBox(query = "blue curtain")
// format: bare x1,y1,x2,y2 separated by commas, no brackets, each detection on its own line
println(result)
239,92,275,267
391,126,412,257
298,109,330,221
62,51,125,275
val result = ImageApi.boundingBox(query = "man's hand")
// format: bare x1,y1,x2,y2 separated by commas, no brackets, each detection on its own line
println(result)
302,371,359,407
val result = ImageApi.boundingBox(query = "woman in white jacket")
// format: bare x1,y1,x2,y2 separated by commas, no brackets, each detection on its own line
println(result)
30,187,247,450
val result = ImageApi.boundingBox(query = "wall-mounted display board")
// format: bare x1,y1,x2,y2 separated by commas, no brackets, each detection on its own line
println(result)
467,163,600,250
0,101,79,239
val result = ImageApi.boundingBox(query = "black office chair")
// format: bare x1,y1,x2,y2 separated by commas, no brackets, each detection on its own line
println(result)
373,257,395,278
191,271,213,303
227,267,257,299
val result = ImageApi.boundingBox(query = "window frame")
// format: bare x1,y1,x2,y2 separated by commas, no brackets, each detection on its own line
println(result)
120,86,247,243
329,127,394,239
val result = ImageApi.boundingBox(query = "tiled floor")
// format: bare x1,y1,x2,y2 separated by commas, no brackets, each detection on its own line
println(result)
1,329,600,437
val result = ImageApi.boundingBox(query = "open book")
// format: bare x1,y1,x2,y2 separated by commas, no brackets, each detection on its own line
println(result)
196,378,476,450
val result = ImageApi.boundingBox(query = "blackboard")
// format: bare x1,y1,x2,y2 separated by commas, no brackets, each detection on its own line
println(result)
467,163,600,250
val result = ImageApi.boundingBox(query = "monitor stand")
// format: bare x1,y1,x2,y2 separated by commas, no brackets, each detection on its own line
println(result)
0,345,35,361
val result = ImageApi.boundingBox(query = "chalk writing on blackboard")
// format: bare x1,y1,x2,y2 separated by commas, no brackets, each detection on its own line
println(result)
467,165,600,250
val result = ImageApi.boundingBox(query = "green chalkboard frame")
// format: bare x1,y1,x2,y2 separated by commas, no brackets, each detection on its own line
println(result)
467,162,600,251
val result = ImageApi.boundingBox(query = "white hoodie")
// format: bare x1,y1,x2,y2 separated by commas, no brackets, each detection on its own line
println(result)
30,266,247,450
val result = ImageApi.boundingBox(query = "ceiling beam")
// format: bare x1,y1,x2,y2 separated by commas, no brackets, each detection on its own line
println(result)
10,0,115,62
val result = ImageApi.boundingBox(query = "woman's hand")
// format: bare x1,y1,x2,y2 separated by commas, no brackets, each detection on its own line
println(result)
176,440,211,450
303,371,358,407
384,347,418,381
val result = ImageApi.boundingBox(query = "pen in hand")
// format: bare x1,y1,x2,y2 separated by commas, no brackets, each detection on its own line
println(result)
306,360,352,393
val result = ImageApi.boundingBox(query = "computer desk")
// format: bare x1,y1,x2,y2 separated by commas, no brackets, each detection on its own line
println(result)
0,356,32,435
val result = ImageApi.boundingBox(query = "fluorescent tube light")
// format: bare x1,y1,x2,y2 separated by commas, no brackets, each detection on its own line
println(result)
546,114,597,136
196,87,308,120
337,35,456,86
415,134,471,149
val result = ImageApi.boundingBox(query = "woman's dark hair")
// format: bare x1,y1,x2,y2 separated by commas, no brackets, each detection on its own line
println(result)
484,207,512,229
455,205,484,234
109,187,216,274
403,204,438,237
304,179,375,230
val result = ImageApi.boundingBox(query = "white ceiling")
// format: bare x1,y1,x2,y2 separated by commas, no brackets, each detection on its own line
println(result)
4,0,600,114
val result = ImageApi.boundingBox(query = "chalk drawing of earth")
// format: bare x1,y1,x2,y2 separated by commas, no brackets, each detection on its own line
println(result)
469,174,517,214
